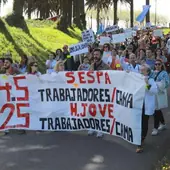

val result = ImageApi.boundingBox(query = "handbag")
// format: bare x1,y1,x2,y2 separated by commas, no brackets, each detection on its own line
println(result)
156,89,168,109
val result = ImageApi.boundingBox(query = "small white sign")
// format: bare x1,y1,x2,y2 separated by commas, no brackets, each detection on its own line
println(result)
105,25,119,33
112,33,126,44
69,42,88,56
99,36,111,45
153,30,163,37
82,29,95,43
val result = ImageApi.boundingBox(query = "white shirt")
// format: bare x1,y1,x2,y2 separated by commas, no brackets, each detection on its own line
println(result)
120,57,141,73
102,51,112,65
145,78,158,115
46,59,56,74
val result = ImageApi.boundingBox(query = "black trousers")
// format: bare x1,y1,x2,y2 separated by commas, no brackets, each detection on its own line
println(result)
141,104,149,142
154,110,165,129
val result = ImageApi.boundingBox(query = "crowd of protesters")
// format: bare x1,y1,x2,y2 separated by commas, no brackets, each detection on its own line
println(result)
0,27,170,154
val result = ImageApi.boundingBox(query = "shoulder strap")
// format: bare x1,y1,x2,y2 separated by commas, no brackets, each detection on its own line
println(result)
154,71,162,81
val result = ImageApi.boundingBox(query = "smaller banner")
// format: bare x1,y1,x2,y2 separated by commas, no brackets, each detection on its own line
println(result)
153,30,163,37
99,36,111,45
105,25,119,33
82,29,95,44
69,42,88,56
112,33,126,44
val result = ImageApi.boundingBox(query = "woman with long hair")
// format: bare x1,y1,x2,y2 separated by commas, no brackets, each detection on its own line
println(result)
102,43,112,65
151,59,170,136
137,49,146,64
46,53,56,74
19,55,28,73
56,49,64,61
155,48,167,63
27,62,41,76
54,61,65,72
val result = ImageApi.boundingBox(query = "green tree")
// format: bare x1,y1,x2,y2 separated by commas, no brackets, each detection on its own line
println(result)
86,0,111,31
113,0,132,25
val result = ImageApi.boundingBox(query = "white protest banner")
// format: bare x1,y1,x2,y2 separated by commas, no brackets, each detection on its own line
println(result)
69,42,88,56
124,28,132,33
105,25,119,33
82,29,95,43
0,72,145,145
125,31,133,39
153,29,163,37
99,36,111,45
112,33,126,44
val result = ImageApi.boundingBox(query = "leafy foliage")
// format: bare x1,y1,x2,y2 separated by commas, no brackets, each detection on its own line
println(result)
0,19,81,72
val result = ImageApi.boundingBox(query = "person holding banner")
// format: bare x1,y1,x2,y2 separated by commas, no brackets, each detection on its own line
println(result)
27,62,41,76
110,49,122,70
136,64,158,153
54,61,65,72
78,56,90,71
0,58,4,72
46,53,57,74
151,59,170,136
0,58,26,135
88,48,111,138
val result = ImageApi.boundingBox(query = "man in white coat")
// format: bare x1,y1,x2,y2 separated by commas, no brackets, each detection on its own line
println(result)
136,64,158,153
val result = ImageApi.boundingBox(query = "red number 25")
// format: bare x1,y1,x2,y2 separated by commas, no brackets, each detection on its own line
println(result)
0,103,30,130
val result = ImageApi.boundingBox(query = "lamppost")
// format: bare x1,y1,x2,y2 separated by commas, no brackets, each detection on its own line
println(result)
155,0,157,25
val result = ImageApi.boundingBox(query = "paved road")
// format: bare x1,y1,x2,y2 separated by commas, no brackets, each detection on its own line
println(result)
0,90,170,170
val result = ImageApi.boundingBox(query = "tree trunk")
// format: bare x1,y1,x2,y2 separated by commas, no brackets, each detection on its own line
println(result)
79,0,86,29
79,0,85,14
13,0,24,16
130,0,134,27
146,0,150,22
58,0,68,31
73,0,76,18
27,0,32,19
96,3,100,31
114,0,118,25
68,0,72,27
73,0,82,29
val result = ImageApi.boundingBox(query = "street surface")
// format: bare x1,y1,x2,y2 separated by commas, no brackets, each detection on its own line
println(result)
0,89,170,170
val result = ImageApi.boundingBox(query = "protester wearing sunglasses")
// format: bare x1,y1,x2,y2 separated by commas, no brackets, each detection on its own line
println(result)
102,43,112,66
151,59,170,136
27,62,41,76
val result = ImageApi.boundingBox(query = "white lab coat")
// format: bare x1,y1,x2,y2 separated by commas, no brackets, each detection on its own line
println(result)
120,57,141,73
145,78,158,115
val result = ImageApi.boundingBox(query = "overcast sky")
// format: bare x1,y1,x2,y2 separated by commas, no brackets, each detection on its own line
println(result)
1,0,170,21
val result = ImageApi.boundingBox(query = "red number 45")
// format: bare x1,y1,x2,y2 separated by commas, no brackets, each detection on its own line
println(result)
0,103,30,130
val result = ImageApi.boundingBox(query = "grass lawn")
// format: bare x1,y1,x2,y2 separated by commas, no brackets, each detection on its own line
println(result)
0,19,81,73
163,28,170,35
